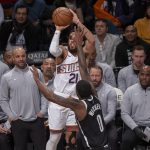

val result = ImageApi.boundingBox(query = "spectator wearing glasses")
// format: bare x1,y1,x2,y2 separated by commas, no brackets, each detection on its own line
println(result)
0,4,39,52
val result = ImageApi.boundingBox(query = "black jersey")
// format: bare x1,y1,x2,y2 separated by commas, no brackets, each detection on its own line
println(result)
77,95,108,149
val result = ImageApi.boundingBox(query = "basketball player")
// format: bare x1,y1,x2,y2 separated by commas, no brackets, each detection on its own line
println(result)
31,29,109,150
47,9,95,149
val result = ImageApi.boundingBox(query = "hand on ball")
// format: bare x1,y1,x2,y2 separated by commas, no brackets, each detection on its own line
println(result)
69,9,80,24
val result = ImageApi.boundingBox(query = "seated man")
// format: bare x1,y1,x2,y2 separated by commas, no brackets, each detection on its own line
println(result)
117,45,146,93
121,65,150,150
89,65,117,150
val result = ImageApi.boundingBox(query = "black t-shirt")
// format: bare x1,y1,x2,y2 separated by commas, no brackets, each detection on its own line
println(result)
77,95,108,149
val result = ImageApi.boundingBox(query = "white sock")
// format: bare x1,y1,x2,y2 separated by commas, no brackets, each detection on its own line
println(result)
46,132,62,150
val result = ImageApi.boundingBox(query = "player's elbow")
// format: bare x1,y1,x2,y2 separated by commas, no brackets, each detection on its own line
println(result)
49,47,61,57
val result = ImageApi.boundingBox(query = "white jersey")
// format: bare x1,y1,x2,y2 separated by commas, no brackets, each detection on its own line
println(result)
54,51,81,98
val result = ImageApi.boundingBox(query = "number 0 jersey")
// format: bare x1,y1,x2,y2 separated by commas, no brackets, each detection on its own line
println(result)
54,51,81,98
77,96,108,149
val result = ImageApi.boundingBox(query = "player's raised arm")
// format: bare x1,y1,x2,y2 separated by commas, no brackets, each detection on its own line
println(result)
49,25,69,57
74,28,97,96
31,66,84,111
70,9,95,47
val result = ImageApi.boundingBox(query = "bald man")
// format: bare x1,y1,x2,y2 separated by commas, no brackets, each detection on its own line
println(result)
121,66,150,150
0,47,47,150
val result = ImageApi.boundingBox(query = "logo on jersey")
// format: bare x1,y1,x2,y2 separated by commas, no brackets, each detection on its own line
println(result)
89,104,101,116
57,62,79,74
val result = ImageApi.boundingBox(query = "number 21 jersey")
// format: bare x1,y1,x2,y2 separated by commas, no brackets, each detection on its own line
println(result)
54,51,81,97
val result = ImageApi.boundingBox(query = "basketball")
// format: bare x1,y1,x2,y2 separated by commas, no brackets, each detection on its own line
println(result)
52,7,73,26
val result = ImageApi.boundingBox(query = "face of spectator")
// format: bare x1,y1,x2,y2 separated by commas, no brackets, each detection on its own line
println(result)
124,25,137,42
132,49,146,69
13,48,26,69
146,7,150,19
90,68,103,87
68,32,77,53
3,51,14,68
15,8,27,24
139,66,150,88
95,21,108,36
41,58,56,79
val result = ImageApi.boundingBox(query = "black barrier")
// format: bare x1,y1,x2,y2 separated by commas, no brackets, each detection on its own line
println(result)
0,51,49,66
27,51,49,65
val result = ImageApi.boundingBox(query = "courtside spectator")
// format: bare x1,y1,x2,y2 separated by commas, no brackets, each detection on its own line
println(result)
118,45,146,93
115,25,150,67
94,19,121,68
0,5,39,52
0,47,47,150
89,65,117,150
0,60,13,150
13,0,46,26
134,5,150,44
121,65,150,150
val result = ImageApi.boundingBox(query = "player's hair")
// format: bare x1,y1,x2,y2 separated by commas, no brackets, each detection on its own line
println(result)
76,80,93,99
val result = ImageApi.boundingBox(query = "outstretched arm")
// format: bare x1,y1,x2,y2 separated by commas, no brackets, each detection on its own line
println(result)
70,9,95,49
49,25,69,57
31,66,86,120
75,28,97,96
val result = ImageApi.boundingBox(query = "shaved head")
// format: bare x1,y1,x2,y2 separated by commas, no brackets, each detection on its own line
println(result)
140,66,150,73
12,47,26,56
139,66,150,88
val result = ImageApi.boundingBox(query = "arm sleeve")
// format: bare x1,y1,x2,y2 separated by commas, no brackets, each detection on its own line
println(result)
104,89,117,124
49,30,62,57
121,89,138,130
0,76,17,119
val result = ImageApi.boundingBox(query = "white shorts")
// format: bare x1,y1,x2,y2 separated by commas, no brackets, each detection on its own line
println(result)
48,92,77,131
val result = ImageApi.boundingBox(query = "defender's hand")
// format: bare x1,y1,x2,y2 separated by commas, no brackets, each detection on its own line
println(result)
31,65,39,81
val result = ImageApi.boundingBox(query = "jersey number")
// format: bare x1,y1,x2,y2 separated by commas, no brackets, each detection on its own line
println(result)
97,115,104,132
69,73,79,83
